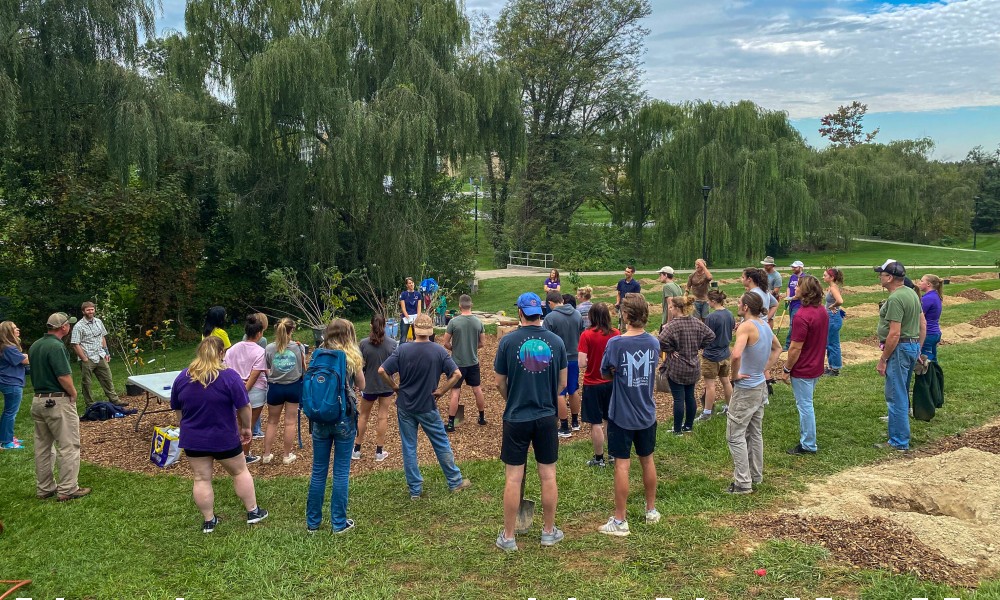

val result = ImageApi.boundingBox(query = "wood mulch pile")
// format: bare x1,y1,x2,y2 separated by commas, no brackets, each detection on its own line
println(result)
956,288,993,302
913,421,1000,458
970,309,1000,329
857,334,881,348
733,514,980,587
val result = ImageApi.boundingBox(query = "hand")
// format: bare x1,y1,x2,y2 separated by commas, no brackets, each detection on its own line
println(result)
876,359,887,377
240,427,252,444
105,355,111,362
432,388,445,399
731,373,749,382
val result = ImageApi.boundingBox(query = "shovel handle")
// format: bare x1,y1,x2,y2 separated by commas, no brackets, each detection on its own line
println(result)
520,463,528,500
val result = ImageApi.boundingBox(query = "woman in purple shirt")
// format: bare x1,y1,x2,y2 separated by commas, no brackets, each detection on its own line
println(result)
917,274,943,362
171,336,268,533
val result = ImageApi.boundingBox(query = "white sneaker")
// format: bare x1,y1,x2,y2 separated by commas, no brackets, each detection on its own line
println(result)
351,449,362,460
598,517,630,537
375,450,389,462
262,454,274,464
645,508,662,524
879,416,889,422
282,453,298,465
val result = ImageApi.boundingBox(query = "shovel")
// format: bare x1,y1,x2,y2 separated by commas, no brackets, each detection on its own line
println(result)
515,464,535,534
454,403,465,426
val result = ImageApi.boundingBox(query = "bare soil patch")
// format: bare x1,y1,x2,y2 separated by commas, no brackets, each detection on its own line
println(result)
956,288,993,302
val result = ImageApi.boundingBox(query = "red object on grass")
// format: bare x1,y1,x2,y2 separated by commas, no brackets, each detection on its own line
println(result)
755,568,767,576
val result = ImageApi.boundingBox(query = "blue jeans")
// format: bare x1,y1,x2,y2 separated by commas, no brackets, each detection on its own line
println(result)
886,341,919,450
306,419,357,531
827,310,843,370
0,385,23,444
921,333,941,362
784,305,799,349
791,377,818,451
397,407,463,496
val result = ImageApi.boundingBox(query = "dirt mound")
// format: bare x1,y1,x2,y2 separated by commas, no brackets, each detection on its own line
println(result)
950,272,1000,283
988,290,1000,300
957,288,993,302
790,447,1000,580
735,514,979,587
971,310,1000,328
943,295,973,306
941,322,1000,343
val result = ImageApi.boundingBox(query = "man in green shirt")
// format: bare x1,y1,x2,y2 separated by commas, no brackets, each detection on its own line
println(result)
29,312,90,501
658,266,684,329
442,295,487,430
874,260,926,452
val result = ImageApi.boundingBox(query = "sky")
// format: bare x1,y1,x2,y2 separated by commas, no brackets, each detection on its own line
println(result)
157,0,1000,162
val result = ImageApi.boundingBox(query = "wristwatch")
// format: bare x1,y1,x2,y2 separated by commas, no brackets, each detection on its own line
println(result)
782,367,791,374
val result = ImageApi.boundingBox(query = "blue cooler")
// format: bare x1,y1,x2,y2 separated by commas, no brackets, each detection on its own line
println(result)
386,318,400,340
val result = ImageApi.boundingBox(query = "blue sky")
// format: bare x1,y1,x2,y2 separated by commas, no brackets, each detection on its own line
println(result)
157,0,999,161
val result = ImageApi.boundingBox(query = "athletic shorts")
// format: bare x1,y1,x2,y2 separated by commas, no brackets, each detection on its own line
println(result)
361,391,394,401
581,382,612,424
248,387,267,409
700,357,731,380
607,420,657,460
184,444,244,460
457,364,481,388
560,360,580,396
500,415,559,466
266,380,302,406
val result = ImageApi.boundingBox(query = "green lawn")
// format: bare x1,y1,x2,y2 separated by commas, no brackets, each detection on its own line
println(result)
3,294,1000,597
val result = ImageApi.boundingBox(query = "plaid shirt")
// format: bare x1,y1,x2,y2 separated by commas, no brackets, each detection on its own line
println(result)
70,317,109,362
657,315,715,385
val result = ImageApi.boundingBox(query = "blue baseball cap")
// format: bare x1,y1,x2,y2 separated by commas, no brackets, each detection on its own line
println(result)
516,292,543,316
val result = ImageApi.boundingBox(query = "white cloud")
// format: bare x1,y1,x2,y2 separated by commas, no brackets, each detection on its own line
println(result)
735,39,842,56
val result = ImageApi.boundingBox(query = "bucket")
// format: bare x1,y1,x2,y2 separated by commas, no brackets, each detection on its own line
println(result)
386,318,400,340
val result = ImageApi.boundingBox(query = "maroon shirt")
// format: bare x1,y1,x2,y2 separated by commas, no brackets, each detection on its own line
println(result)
790,304,829,379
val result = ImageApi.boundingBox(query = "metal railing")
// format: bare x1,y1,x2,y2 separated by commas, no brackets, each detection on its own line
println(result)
508,250,554,270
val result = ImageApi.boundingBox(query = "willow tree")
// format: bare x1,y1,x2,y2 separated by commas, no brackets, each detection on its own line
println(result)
638,101,814,265
182,0,480,288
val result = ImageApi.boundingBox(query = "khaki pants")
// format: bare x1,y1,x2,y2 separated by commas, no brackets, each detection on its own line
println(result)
31,395,82,496
81,358,119,406
726,382,768,488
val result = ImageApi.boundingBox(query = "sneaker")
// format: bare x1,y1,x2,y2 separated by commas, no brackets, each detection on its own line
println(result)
410,491,427,500
1,441,23,449
873,442,908,452
586,457,606,467
203,516,219,533
252,432,265,440
557,426,572,438
879,416,889,422
451,478,473,493
681,426,692,433
247,506,269,524
307,527,319,534
245,454,261,465
724,482,753,495
717,404,729,415
374,450,389,462
282,453,298,465
351,449,362,460
823,368,840,377
672,430,684,436
693,412,712,423
334,519,355,534
607,456,615,464
57,487,91,502
645,508,662,524
477,416,488,426
37,491,56,500
598,517,630,537
444,422,456,433
496,530,518,551
787,443,816,455
262,453,274,464
540,526,565,546
571,421,581,432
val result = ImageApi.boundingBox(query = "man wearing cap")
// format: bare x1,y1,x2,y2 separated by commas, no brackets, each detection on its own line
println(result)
760,257,782,301
658,266,684,329
493,292,568,551
71,301,121,407
874,260,926,452
29,312,90,501
379,314,472,498
783,261,805,350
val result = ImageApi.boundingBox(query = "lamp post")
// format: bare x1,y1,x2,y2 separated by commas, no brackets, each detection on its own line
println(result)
973,195,982,249
701,185,712,261
470,177,481,251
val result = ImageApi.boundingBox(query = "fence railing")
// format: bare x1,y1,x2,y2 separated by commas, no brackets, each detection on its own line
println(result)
508,250,553,270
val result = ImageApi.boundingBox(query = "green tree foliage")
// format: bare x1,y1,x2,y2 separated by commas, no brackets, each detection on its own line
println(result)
819,101,880,147
494,0,651,247
965,146,1000,234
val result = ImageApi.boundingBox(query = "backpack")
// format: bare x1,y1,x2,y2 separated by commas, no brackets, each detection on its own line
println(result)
301,348,356,425
419,278,439,294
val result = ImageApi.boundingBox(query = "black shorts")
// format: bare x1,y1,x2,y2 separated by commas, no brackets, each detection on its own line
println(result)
267,380,302,406
457,364,482,388
581,382,613,424
607,420,657,460
500,415,559,466
184,444,244,460
361,391,393,401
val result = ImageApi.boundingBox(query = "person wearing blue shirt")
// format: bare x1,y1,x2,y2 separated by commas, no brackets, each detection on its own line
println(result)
398,277,423,343
615,266,641,329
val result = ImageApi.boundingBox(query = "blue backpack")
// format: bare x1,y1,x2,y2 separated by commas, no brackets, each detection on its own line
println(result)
301,348,356,424
419,278,439,294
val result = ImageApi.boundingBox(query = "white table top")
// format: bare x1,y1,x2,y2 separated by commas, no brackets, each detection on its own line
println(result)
126,370,182,401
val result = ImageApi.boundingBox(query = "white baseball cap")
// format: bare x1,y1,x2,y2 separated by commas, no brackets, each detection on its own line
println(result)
790,260,804,268
658,266,674,275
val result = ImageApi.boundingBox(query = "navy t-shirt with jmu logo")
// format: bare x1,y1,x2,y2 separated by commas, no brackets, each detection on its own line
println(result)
494,326,567,423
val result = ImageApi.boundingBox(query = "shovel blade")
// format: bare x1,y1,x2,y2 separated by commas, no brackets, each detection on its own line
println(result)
454,404,465,426
515,498,535,534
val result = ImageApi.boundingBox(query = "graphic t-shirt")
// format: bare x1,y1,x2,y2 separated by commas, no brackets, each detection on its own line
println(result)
446,314,485,367
702,308,735,362
224,341,268,390
494,326,567,423
265,342,305,384
600,333,659,430
616,278,641,303
380,341,458,414
877,286,923,341
787,274,801,310
399,290,421,317
790,304,829,379
170,368,249,452
360,337,397,394
578,327,620,385
687,272,711,300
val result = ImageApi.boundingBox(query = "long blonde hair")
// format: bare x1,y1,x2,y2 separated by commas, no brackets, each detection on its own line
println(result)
188,336,225,387
322,319,363,375
275,317,295,354
0,321,21,350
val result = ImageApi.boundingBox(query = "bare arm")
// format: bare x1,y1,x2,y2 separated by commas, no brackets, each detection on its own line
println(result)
237,404,252,444
784,341,804,373
57,373,77,399
478,332,486,349
495,373,508,401
441,332,453,351
829,284,844,308
400,299,409,318
378,367,398,393
354,370,365,391
558,367,568,398
71,343,88,362
433,369,462,398
730,323,750,381
245,370,263,392
765,335,782,371
578,350,588,372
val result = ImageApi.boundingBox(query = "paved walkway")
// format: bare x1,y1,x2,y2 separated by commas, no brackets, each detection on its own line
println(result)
852,237,986,252
476,265,998,280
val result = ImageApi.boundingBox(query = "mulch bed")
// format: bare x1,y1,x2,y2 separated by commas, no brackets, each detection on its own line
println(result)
857,334,881,348
970,309,1000,328
956,288,993,302
912,421,1000,458
733,514,980,587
